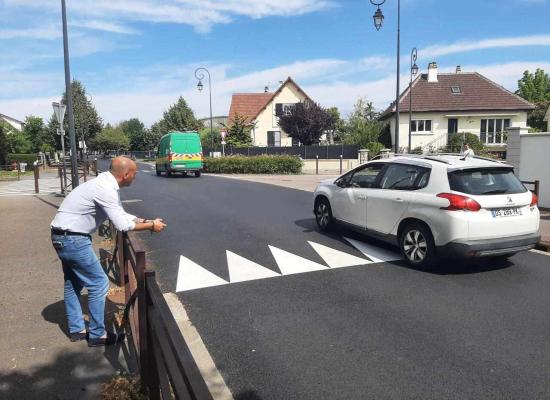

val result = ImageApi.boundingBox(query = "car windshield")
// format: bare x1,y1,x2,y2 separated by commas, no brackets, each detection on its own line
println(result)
448,168,527,195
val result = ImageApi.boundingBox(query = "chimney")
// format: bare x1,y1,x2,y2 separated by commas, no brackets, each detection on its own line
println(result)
456,65,462,74
427,62,438,83
264,85,269,93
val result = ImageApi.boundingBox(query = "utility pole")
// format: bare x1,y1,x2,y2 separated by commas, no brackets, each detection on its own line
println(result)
61,0,78,187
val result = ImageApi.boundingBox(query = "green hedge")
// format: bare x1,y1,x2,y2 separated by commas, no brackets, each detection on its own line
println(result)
6,154,38,170
203,155,303,174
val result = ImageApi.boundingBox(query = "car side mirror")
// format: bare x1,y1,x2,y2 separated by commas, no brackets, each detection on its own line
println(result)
336,179,348,188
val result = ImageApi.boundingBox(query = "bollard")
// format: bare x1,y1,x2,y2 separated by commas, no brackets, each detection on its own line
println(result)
83,165,87,182
59,165,65,195
34,164,39,194
339,154,343,174
316,155,319,175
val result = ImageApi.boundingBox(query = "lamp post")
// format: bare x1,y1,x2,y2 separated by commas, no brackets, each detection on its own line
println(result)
60,0,78,187
195,67,214,151
370,0,400,154
408,47,418,152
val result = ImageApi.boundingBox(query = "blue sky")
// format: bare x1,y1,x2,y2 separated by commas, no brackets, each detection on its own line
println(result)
1,0,549,126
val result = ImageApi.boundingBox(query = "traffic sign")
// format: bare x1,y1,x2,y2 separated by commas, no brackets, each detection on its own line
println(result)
220,129,227,139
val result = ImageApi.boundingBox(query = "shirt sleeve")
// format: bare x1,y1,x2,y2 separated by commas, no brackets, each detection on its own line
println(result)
94,187,136,232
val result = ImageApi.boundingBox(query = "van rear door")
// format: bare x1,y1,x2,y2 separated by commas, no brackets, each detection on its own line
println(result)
171,134,202,170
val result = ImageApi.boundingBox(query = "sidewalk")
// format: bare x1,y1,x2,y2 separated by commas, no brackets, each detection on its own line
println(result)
0,195,135,399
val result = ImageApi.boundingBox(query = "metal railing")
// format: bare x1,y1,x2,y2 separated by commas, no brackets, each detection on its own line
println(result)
111,227,213,399
58,160,98,194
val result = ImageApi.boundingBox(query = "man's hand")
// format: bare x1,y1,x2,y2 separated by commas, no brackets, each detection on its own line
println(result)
151,218,166,233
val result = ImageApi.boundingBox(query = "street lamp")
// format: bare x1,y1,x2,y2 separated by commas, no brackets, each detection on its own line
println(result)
194,67,213,150
60,0,78,187
52,101,68,189
370,0,401,153
408,47,418,152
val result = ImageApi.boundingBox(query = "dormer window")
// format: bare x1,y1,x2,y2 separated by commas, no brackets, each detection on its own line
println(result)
451,86,461,94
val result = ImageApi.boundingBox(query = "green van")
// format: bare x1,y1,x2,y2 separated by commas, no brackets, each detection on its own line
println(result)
155,131,203,177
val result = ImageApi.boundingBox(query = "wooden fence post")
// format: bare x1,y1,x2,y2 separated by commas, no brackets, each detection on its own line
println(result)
118,231,126,290
34,166,39,194
534,180,540,197
135,251,151,394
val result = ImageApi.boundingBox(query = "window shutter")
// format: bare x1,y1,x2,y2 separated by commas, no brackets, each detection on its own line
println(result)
275,103,283,117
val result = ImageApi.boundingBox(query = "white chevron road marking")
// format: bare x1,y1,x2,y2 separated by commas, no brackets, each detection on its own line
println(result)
176,255,228,292
308,241,371,268
227,251,280,283
268,245,328,275
344,237,402,263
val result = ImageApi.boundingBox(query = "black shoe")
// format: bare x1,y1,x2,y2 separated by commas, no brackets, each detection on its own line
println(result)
88,331,125,347
69,331,88,342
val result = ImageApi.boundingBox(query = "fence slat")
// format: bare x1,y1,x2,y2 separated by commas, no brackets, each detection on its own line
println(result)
146,276,214,400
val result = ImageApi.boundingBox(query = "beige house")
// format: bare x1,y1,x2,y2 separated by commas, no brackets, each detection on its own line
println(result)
380,63,535,154
0,113,24,131
544,105,550,131
227,77,313,146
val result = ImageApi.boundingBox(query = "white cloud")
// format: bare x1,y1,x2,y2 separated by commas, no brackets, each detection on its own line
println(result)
71,20,139,35
420,35,550,59
0,26,61,40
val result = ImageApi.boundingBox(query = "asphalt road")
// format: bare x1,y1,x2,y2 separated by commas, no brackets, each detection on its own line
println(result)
114,161,550,400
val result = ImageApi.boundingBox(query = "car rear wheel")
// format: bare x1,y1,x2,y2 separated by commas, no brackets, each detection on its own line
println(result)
400,223,438,269
315,197,334,232
155,166,161,176
195,171,201,178
165,165,171,177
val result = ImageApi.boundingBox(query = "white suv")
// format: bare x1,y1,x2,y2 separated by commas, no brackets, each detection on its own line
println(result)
313,154,540,269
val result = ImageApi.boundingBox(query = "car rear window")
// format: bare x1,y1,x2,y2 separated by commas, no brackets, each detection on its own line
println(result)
448,168,527,195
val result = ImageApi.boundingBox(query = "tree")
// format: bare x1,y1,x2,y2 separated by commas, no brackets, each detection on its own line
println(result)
7,130,33,154
341,98,386,157
149,97,201,148
23,116,54,153
224,114,252,147
0,125,8,165
516,69,550,131
326,107,345,144
517,69,550,103
446,132,485,153
119,118,148,150
199,126,221,147
60,80,103,143
277,101,335,145
90,126,130,152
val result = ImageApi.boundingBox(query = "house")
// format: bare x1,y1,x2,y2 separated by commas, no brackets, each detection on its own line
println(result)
544,105,550,132
227,77,313,146
380,63,535,153
0,113,24,131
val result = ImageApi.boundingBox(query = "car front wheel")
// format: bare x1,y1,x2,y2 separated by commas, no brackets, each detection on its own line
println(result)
315,197,334,232
400,223,438,269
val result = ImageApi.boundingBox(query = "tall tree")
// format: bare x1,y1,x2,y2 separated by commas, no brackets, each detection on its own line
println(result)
119,118,147,150
517,69,550,103
0,125,8,165
60,80,103,143
150,97,201,146
90,126,130,152
341,98,387,156
224,114,252,147
23,116,55,153
277,101,335,145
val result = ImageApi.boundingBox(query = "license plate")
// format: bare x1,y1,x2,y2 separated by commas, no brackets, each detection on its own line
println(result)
491,208,522,218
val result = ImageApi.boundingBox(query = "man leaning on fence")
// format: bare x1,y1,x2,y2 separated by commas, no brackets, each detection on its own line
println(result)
50,156,167,347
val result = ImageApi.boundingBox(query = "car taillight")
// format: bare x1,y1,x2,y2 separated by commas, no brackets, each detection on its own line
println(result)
168,152,172,162
437,193,481,212
531,192,538,207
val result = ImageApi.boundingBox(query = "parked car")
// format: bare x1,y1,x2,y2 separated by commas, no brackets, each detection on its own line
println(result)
313,154,540,269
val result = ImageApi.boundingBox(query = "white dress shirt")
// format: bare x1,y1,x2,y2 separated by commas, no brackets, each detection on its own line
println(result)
51,171,137,234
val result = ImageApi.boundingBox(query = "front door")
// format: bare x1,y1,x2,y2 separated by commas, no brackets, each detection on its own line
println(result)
332,163,385,228
448,118,458,142
366,163,430,234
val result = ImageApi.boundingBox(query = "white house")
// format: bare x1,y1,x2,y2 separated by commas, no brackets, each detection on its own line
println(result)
380,63,535,154
227,77,313,146
0,113,24,131
544,105,550,131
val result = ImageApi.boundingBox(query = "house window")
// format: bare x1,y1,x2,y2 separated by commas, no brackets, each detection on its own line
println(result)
480,118,511,144
267,131,281,147
275,103,295,117
411,119,432,133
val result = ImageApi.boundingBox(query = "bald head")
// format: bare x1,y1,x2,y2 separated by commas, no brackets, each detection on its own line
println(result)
110,156,137,187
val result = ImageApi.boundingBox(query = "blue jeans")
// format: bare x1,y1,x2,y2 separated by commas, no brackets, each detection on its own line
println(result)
52,234,109,339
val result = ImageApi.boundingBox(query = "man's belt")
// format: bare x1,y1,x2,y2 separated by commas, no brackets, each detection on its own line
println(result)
51,228,92,239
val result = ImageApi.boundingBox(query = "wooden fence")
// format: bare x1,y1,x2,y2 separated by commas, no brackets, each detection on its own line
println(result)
113,228,213,399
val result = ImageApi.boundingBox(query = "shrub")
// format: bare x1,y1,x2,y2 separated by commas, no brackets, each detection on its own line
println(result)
7,153,38,170
203,155,303,174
